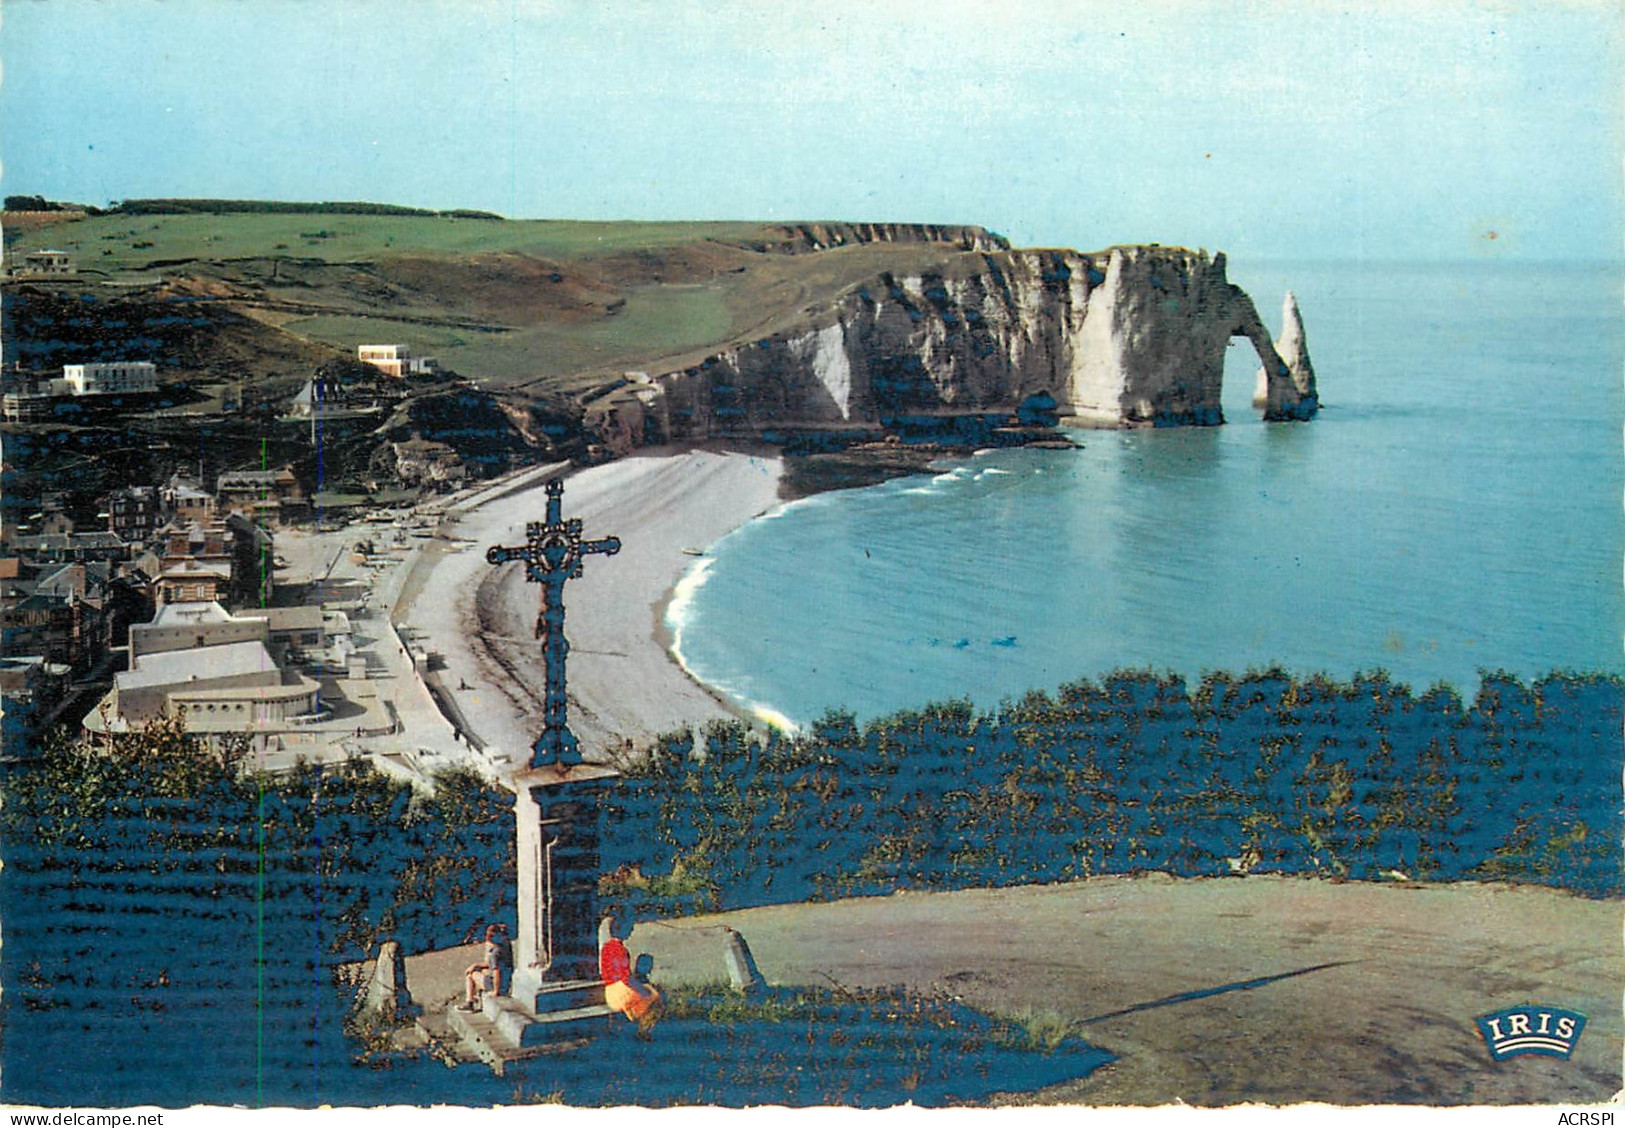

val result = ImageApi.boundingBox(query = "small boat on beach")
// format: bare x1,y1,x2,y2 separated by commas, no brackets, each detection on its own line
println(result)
681,547,705,556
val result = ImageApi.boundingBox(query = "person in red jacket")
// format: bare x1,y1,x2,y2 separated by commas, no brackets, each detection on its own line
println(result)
600,928,660,1024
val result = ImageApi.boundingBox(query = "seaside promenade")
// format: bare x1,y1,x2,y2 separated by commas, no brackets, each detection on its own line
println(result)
266,518,485,784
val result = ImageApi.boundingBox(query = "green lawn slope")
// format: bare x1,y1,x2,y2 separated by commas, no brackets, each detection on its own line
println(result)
5,208,989,395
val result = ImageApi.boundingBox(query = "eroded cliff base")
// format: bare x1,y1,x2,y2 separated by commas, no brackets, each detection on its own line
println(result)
780,427,1076,499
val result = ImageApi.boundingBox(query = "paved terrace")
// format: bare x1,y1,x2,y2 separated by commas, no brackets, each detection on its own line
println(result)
270,511,514,786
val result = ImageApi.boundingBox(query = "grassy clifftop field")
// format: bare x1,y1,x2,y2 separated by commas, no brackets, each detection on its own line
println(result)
4,205,999,395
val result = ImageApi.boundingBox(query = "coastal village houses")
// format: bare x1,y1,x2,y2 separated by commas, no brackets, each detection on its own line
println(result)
1,458,310,746
162,475,217,524
215,467,306,527
0,314,421,759
106,486,161,544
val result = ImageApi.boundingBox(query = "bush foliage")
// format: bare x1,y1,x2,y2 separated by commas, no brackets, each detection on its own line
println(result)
600,669,1622,913
0,669,1615,1105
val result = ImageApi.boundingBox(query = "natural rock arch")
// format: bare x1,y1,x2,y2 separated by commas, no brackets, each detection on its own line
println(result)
1243,290,1319,421
1060,247,1319,427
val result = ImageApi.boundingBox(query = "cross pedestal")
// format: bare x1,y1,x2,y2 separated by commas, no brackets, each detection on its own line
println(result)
507,762,619,1012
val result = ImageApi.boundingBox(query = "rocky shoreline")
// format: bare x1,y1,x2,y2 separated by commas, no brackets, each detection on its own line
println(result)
780,428,1077,500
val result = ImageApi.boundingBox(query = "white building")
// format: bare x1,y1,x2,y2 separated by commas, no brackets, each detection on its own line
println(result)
2,391,55,423
80,602,386,761
358,345,410,378
358,345,438,378
60,362,158,396
129,601,270,665
99,638,321,729
21,250,73,275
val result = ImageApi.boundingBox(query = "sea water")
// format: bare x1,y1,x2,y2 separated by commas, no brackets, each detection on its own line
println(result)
669,260,1624,730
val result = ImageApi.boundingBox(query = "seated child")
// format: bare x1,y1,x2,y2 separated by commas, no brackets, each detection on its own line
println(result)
599,934,660,1021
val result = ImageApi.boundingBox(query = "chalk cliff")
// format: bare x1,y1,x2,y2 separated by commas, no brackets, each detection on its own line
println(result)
584,243,1317,453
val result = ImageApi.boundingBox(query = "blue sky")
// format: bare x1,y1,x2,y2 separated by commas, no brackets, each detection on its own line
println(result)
2,0,1619,261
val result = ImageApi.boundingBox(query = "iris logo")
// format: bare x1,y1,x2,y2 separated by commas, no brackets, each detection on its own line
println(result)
1476,1005,1587,1061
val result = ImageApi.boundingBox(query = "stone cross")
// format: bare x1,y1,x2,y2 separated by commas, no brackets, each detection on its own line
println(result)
484,477,623,1002
485,477,621,768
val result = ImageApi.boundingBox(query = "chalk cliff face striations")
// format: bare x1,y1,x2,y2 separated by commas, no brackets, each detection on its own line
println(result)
584,240,1318,453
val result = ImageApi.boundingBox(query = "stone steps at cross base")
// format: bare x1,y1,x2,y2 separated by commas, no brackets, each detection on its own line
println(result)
423,984,618,1075
411,1007,485,1065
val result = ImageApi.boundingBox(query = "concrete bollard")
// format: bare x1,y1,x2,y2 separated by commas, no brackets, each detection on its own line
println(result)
363,939,418,1020
724,928,765,995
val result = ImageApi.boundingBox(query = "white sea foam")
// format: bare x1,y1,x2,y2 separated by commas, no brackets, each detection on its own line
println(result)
748,703,802,734
667,621,803,736
665,583,719,703
664,556,716,642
